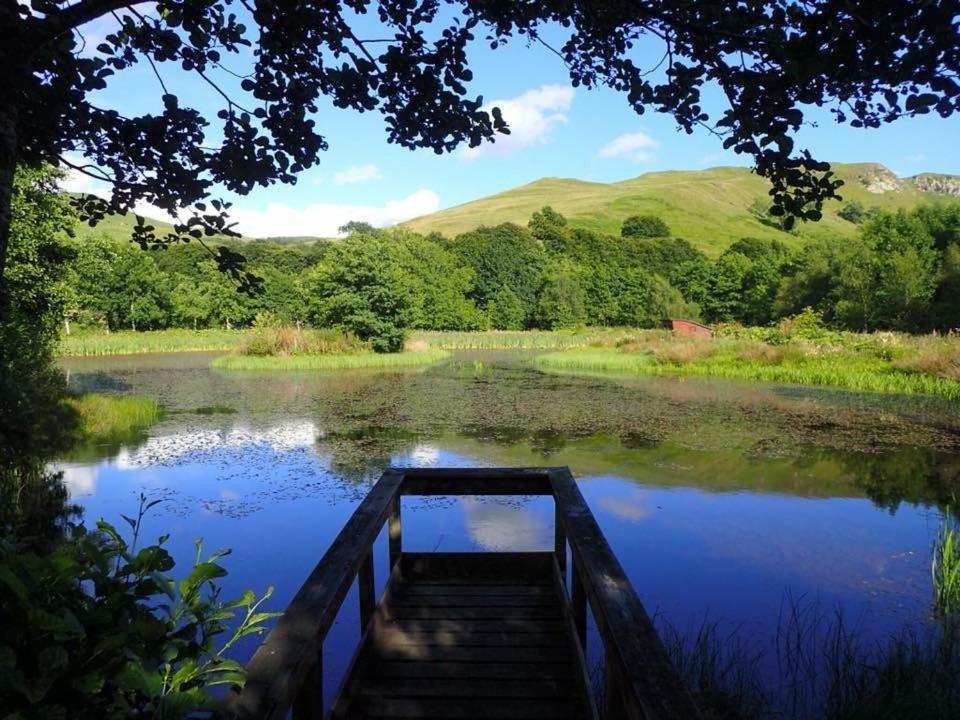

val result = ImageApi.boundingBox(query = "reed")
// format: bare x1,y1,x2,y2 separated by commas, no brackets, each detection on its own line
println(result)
211,348,448,371
412,328,634,350
535,343,960,399
59,329,247,356
66,394,161,441
934,514,960,616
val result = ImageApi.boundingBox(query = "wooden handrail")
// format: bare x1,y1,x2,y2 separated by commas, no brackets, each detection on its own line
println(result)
549,468,702,720
225,469,404,720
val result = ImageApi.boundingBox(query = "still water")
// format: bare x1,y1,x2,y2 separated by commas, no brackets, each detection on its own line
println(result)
56,350,960,698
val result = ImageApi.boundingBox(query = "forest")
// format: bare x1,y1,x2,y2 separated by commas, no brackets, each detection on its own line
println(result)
62,196,960,348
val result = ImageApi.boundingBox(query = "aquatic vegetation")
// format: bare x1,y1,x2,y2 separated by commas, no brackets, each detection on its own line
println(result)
412,328,634,350
59,328,247,356
934,513,960,616
66,393,161,441
659,595,960,720
212,348,448,371
238,326,365,357
535,333,960,399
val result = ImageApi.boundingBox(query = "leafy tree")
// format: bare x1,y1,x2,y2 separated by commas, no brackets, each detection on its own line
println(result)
171,278,212,329
933,243,960,330
338,221,380,237
303,235,414,352
487,286,526,331
616,270,692,327
914,203,960,250
838,200,868,224
535,260,587,329
453,223,546,323
621,215,671,239
703,238,793,325
4,0,958,293
528,206,570,252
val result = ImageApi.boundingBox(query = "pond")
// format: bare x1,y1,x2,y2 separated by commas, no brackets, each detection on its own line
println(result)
56,350,960,706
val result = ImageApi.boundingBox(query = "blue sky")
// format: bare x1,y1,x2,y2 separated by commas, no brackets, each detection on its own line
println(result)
65,10,960,238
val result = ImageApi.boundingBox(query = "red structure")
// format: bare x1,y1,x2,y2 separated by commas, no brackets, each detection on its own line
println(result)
669,318,712,337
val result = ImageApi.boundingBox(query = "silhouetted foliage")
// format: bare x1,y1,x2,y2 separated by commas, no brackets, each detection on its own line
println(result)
3,0,959,294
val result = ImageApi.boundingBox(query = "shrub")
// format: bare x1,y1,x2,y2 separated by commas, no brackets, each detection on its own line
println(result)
0,496,277,719
238,326,364,357
621,214,671,238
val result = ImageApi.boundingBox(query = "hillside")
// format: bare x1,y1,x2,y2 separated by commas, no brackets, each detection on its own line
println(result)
403,163,960,255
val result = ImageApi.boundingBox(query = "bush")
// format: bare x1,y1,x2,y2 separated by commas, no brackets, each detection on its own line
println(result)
0,497,277,719
621,214,671,238
238,326,365,357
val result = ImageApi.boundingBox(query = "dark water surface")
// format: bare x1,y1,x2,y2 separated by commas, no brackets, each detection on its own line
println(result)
56,350,960,699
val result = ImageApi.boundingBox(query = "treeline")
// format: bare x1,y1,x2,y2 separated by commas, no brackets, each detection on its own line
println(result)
64,202,960,342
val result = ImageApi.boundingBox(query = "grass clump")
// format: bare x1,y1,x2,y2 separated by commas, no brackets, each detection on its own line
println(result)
59,328,247,356
212,348,448,371
535,328,960,399
66,393,161,442
934,512,960,616
237,326,365,357
413,328,634,350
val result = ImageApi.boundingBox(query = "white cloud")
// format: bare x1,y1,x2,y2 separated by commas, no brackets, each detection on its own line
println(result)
227,189,440,238
333,163,382,186
598,131,659,163
461,84,574,160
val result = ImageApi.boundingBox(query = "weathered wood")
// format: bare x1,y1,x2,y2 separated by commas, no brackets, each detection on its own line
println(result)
226,469,404,720
378,618,566,634
388,497,402,568
374,629,568,647
555,501,568,580
356,677,574,699
291,652,322,720
359,550,376,633
366,661,576,681
400,467,553,496
551,557,600,720
549,468,702,720
347,698,578,719
383,606,563,621
571,559,587,648
388,594,556,608
401,551,554,580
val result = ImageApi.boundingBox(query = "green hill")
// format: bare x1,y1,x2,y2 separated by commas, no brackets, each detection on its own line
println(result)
403,163,960,255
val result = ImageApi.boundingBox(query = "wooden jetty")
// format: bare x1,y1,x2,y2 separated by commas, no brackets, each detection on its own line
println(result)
225,467,700,720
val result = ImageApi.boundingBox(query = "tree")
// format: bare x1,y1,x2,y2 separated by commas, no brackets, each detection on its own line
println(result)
535,260,587,329
703,238,793,325
487,286,526,331
838,200,868,224
303,235,413,352
3,0,958,296
621,215,671,239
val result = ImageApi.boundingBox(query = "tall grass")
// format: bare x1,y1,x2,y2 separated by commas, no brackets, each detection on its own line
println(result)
934,513,960,616
59,328,247,356
658,594,960,720
211,348,448,371
238,326,365,356
535,334,960,399
412,328,635,350
66,394,161,441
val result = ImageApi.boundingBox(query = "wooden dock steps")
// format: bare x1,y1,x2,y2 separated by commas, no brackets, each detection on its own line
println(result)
333,553,593,720
226,468,702,720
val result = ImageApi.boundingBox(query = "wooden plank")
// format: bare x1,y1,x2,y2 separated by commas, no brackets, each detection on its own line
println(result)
400,552,554,580
555,501,567,579
378,618,566,634
374,629,569,648
291,653,322,720
549,468,701,720
227,469,404,720
356,678,574,699
350,698,578,719
393,584,554,598
551,557,599,720
400,467,554,496
570,559,587,648
368,661,576,681
359,550,375,632
373,645,573,663
382,606,563,621
387,594,556,608
389,497,402,568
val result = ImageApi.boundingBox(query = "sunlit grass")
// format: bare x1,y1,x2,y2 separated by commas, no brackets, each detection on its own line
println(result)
413,328,635,350
934,514,960,616
535,341,960,399
66,393,161,441
59,329,248,356
212,348,449,371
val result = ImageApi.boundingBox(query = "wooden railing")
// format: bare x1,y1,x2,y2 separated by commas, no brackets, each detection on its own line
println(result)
224,467,700,720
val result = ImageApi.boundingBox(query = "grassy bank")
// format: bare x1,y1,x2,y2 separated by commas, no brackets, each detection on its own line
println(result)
413,328,634,350
535,330,960,399
59,328,247,356
212,348,448,371
66,394,161,442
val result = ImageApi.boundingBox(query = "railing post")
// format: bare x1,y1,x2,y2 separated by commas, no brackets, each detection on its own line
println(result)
358,549,375,632
291,648,323,719
554,500,567,583
388,497,402,569
571,559,587,648
603,646,629,720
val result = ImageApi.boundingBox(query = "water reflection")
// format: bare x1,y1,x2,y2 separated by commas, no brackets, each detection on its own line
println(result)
55,351,960,667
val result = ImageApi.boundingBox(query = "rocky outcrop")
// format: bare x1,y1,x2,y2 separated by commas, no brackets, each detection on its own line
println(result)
908,173,960,197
